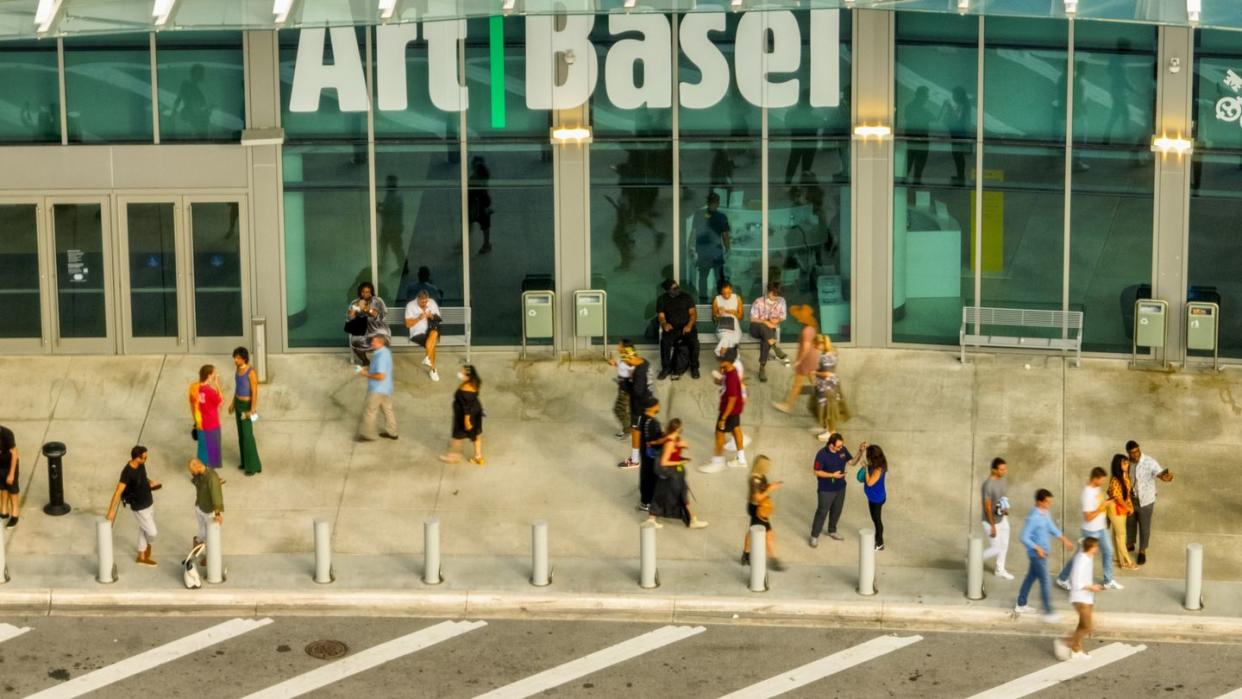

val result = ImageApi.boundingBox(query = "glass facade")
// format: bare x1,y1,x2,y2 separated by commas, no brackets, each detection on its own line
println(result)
64,34,154,143
156,32,246,142
0,41,60,143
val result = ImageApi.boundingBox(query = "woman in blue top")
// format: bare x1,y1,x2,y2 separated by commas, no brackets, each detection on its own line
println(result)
862,444,888,551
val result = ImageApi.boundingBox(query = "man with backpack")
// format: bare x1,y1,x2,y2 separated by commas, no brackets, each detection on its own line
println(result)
656,279,700,380
106,446,161,567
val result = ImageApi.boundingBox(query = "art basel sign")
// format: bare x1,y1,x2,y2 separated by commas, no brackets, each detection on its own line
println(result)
289,10,840,114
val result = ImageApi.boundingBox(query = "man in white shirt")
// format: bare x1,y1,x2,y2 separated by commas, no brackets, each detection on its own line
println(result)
1125,440,1173,566
1057,467,1123,591
404,290,442,382
1054,537,1102,661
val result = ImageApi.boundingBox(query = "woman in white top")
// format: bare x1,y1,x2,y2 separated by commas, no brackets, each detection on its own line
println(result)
711,281,744,348
1055,537,1102,661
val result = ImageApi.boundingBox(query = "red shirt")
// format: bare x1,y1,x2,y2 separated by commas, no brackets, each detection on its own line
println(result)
719,367,745,416
198,384,222,430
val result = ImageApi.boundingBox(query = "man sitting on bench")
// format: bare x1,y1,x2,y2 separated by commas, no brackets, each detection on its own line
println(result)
657,279,700,381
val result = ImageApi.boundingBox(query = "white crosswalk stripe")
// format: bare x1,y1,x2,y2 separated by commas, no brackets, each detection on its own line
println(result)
475,624,707,699
26,617,273,699
242,620,486,699
0,623,31,644
719,634,924,699
1215,689,1242,698
967,642,1147,699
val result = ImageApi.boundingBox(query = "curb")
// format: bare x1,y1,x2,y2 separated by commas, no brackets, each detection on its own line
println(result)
1,588,1237,643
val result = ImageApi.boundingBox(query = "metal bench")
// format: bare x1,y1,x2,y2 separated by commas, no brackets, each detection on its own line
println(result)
384,305,472,361
960,306,1083,367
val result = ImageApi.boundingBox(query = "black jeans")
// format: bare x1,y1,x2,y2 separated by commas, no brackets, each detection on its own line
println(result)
1126,502,1155,552
868,500,886,546
811,489,845,538
659,327,700,374
639,457,657,507
749,323,780,366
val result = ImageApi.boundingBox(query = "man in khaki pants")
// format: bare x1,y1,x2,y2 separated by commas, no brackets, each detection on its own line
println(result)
357,335,398,441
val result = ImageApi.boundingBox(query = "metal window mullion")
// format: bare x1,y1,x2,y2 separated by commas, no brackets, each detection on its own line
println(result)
459,34,470,310
366,27,378,296
973,15,984,326
760,12,769,296
671,12,680,285
150,32,160,144
1063,20,1074,335
57,37,68,145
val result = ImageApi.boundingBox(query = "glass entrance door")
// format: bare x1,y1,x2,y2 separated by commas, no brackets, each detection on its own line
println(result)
118,196,248,354
48,198,115,353
0,200,48,353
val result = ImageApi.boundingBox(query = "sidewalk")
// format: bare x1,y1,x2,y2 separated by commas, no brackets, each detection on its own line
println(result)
1,348,1239,635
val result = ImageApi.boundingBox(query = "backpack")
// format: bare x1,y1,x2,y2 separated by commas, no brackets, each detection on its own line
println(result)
182,542,205,590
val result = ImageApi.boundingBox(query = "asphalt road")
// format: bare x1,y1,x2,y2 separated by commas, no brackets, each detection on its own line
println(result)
1,615,1240,698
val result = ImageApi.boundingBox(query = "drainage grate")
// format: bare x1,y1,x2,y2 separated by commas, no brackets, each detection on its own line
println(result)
305,640,349,660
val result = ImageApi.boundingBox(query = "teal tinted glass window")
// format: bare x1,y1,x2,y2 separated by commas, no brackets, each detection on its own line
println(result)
1189,153,1242,357
679,140,762,302
373,25,459,140
279,28,368,140
1072,24,1156,146
678,11,759,136
465,17,552,139
0,40,60,143
156,32,245,142
1195,30,1242,150
590,15,673,138
768,10,852,138
64,34,153,143
983,18,1068,142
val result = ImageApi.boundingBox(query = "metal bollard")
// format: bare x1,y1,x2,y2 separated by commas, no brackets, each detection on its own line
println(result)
42,442,71,516
206,521,224,584
966,535,985,600
251,317,268,383
858,528,876,595
423,517,442,585
313,519,334,584
639,521,658,589
0,527,9,584
96,518,116,584
748,524,768,592
531,521,550,587
1185,543,1204,611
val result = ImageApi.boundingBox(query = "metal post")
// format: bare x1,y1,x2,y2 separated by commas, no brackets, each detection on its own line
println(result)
858,528,876,595
1185,543,1204,611
0,525,9,584
313,518,334,584
42,442,71,516
748,524,768,593
639,521,658,589
423,517,442,585
966,535,985,600
206,521,224,584
96,518,116,584
531,521,550,586
251,317,268,383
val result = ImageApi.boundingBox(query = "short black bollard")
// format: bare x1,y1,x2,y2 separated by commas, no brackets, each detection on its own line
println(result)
42,442,70,516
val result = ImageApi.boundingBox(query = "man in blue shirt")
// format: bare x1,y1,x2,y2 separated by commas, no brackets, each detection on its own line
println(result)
808,433,862,547
357,335,398,441
692,193,731,302
1014,488,1074,622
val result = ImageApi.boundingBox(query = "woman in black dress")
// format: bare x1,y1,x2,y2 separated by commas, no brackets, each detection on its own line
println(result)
645,419,708,529
438,365,485,465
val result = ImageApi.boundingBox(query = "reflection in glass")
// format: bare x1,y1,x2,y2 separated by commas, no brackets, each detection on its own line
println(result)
0,205,42,339
63,36,154,143
679,141,761,304
54,203,107,339
126,203,178,338
191,202,243,338
1188,153,1242,357
0,42,61,143
156,32,246,142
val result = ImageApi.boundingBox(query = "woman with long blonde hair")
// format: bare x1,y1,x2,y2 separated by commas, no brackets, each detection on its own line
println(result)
742,455,785,570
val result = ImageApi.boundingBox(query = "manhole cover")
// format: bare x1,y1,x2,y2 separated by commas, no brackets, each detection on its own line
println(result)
305,640,349,660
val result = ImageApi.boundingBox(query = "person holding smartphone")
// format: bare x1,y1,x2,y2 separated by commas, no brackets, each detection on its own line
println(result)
1056,467,1124,592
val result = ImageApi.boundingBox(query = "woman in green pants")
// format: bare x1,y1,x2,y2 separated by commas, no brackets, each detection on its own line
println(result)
229,347,263,476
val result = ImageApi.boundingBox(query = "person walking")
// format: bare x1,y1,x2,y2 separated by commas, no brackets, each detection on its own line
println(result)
700,352,747,473
1125,440,1173,566
187,458,223,550
808,434,862,547
404,290,442,382
105,446,162,567
812,334,849,440
748,281,790,383
1054,537,1103,661
656,279,700,380
980,457,1014,579
618,346,654,469
861,444,888,551
773,305,820,414
635,397,664,512
1106,454,1139,570
742,455,785,570
346,282,391,366
1057,467,1124,591
440,365,485,464
356,335,398,442
646,419,708,529
228,347,262,477
1014,488,1075,622
609,340,637,441
0,425,20,528
195,365,224,469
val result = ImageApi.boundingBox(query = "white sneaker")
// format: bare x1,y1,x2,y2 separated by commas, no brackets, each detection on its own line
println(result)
1070,650,1091,660
1013,604,1037,614
429,369,440,382
995,569,1015,580
1103,580,1124,590
697,460,725,474
1056,579,1071,591
1053,638,1070,661
689,519,709,529
1040,613,1060,624
728,458,748,469
422,356,432,367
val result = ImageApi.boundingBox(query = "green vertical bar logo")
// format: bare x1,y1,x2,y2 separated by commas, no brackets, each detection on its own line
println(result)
489,16,507,129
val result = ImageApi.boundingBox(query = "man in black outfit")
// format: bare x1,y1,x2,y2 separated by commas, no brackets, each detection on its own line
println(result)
636,397,663,512
656,279,700,380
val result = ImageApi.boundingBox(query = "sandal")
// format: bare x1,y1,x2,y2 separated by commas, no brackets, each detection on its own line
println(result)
469,456,486,465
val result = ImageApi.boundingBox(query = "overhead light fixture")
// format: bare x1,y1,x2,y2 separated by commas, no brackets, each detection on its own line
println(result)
853,125,892,139
1064,0,1077,16
502,0,516,13
624,0,637,7
1151,135,1193,155
731,0,744,9
34,0,64,34
378,0,398,20
1187,0,1201,24
957,0,970,14
153,0,177,26
273,0,295,24
550,126,593,144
